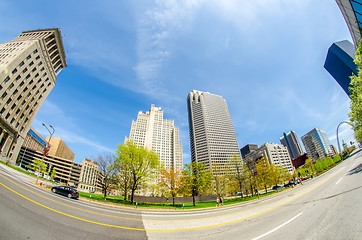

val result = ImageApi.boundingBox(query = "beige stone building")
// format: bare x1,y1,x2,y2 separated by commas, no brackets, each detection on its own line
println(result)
125,104,183,170
46,137,75,160
0,28,67,164
78,158,100,192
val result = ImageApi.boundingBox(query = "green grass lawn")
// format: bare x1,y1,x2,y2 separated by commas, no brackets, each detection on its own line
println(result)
79,190,279,210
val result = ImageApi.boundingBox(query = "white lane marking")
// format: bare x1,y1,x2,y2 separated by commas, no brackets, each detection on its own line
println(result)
336,178,343,185
251,212,303,240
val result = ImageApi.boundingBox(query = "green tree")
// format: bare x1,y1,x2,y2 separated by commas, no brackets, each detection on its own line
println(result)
228,154,247,197
27,159,46,177
159,167,183,205
256,157,271,193
50,168,57,180
116,141,159,203
93,153,118,201
115,145,133,201
183,161,212,206
349,41,362,143
269,165,289,188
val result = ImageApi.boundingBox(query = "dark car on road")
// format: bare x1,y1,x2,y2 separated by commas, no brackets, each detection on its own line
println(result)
51,186,79,199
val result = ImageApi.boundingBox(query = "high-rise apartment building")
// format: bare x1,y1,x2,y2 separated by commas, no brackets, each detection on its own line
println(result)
187,90,240,176
125,104,183,170
46,137,75,161
280,131,304,160
301,128,332,160
0,28,67,164
246,143,294,173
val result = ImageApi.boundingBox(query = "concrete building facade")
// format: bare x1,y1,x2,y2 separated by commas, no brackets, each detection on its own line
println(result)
46,137,75,161
125,104,183,170
187,90,240,176
247,143,295,173
0,28,66,164
280,131,304,160
78,158,100,192
301,128,332,160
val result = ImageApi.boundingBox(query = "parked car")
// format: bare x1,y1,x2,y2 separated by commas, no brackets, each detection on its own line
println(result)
272,185,283,191
51,186,79,199
283,181,297,188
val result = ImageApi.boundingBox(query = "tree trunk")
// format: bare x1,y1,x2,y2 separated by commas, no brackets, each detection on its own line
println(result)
103,186,107,201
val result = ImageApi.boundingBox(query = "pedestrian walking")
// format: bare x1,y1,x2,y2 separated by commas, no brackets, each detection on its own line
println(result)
216,197,219,207
220,196,223,206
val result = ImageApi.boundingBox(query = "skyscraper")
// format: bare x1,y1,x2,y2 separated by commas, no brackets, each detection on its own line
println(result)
187,90,240,176
301,128,332,160
0,28,67,164
125,104,183,170
324,40,357,97
280,131,304,160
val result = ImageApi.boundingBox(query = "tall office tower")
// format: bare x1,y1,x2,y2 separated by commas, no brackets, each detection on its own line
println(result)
280,131,304,160
187,90,241,176
46,137,75,161
0,28,67,164
125,104,183,170
301,128,332,160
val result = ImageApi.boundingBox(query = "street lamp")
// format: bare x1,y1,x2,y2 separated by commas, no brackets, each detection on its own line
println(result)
35,123,54,185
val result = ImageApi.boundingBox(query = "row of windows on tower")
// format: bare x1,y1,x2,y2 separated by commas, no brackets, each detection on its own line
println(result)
0,49,51,133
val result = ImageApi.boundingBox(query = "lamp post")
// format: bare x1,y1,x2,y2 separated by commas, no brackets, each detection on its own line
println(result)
36,123,54,185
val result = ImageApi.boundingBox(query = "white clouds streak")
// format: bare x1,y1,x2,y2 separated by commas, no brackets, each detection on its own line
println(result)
135,0,204,97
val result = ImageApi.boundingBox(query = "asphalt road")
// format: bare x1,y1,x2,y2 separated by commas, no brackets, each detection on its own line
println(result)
1,151,361,240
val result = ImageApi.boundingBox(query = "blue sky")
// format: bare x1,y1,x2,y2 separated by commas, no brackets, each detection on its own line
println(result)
0,0,355,164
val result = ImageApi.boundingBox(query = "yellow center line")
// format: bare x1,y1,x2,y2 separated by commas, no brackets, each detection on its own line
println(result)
0,172,286,222
0,167,343,231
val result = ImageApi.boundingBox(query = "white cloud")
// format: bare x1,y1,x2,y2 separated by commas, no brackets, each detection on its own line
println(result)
134,0,204,98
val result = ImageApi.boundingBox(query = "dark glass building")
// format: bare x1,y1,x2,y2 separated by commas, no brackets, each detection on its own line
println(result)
240,144,258,159
324,40,357,96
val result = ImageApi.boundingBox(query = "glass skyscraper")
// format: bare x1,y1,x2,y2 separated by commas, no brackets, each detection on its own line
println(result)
301,128,332,160
187,90,240,176
280,131,304,160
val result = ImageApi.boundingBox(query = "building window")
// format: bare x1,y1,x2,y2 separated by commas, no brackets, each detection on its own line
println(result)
6,98,12,104
22,68,28,73
19,61,24,67
29,61,34,66
12,68,17,74
1,92,7,99
33,49,38,54
3,76,10,83
15,75,21,81
35,55,40,60
26,55,31,60
0,108,5,114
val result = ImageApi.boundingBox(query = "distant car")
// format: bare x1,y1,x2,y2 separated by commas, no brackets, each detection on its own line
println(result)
51,186,79,199
272,185,283,190
283,181,297,188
